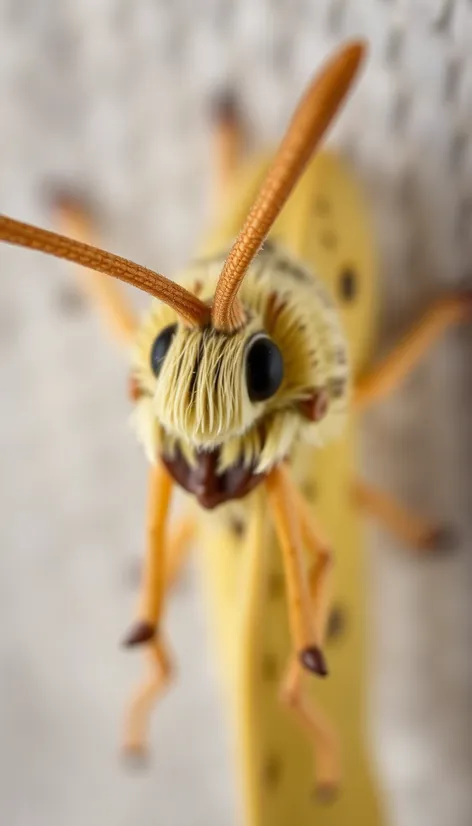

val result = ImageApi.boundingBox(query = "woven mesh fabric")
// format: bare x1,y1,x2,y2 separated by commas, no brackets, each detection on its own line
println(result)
0,3,471,825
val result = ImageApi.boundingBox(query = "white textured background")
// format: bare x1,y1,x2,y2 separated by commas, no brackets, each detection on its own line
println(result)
1,2,472,825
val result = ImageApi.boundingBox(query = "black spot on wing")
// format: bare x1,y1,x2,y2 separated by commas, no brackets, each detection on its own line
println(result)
320,230,338,250
229,516,246,539
274,257,310,283
261,652,279,681
262,753,283,788
302,480,317,500
314,196,331,215
338,267,357,302
267,571,285,599
327,604,348,641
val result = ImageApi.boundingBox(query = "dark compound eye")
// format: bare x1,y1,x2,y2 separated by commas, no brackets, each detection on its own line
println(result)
338,267,357,301
150,324,177,377
246,335,284,402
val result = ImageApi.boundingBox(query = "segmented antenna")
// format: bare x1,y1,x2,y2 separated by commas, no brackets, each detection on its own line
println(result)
211,40,366,333
0,214,210,327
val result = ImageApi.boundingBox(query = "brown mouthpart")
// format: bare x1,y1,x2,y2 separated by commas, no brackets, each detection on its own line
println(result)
0,214,210,327
211,39,367,333
161,445,266,509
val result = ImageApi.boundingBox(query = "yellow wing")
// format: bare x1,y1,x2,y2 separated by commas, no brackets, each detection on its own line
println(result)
197,150,383,826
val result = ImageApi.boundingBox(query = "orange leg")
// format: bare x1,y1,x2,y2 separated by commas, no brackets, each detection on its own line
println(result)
123,462,174,647
52,192,137,345
278,487,339,795
354,294,472,412
292,485,334,648
353,479,454,553
236,484,338,792
128,510,196,593
122,638,174,758
280,656,341,799
266,464,326,677
165,512,197,589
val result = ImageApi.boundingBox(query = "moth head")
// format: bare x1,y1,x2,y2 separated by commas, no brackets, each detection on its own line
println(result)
132,292,287,452
0,40,365,465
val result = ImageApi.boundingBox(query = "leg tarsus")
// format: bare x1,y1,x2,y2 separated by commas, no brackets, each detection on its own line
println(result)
122,508,192,759
266,465,320,669
122,639,174,759
280,657,341,795
413,524,457,554
353,478,457,554
354,293,472,412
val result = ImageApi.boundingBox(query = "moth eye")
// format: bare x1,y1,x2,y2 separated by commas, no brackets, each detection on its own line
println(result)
150,324,177,377
246,335,284,402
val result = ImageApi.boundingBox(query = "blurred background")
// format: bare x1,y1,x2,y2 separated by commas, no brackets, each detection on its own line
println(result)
1,2,472,825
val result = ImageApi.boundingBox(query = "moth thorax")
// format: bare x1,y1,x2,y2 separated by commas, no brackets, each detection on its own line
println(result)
154,326,254,447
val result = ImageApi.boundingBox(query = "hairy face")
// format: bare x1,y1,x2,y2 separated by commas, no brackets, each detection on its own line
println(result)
130,244,350,480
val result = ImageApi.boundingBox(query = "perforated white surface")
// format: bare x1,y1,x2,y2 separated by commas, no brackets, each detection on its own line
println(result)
1,3,472,826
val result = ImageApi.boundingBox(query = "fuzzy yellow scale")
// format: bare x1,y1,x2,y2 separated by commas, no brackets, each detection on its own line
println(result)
190,150,383,826
132,241,348,473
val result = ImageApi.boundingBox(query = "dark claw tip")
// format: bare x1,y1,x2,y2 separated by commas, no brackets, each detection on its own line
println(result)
299,646,329,677
210,90,239,124
40,181,92,214
424,525,458,553
122,746,149,770
312,782,340,805
122,621,155,647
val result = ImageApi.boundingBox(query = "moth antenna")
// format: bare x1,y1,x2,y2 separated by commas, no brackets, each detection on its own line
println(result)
0,214,210,327
211,39,367,332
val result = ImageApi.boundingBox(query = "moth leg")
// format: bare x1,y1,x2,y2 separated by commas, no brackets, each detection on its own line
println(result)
123,462,174,647
122,504,192,758
212,93,244,206
52,193,137,345
122,637,174,758
292,486,334,649
354,294,472,412
165,511,197,589
353,479,454,553
129,510,197,592
266,464,327,677
280,656,341,800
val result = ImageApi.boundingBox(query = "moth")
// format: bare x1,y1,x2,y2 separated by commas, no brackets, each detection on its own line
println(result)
1,39,470,826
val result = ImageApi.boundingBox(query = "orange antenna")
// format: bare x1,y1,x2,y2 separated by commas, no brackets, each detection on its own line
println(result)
211,39,367,332
0,214,210,327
